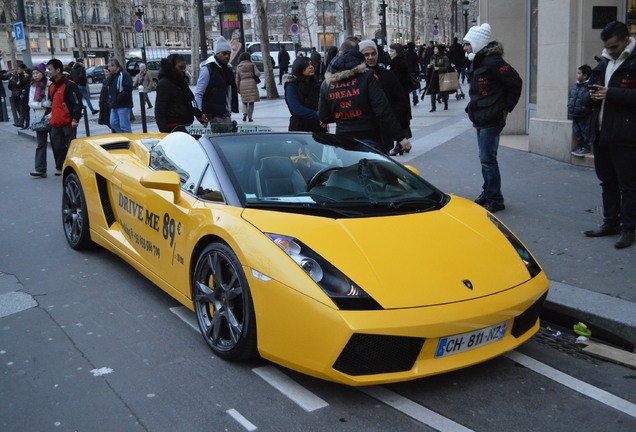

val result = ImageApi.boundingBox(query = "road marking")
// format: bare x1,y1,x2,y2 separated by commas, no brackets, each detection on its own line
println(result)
252,366,329,412
227,409,257,431
505,351,636,418
169,306,199,332
360,386,475,432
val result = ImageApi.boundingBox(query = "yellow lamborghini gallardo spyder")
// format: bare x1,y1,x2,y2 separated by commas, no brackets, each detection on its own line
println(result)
62,131,549,386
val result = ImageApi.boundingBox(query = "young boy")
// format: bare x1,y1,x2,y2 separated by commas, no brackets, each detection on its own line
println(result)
568,64,593,156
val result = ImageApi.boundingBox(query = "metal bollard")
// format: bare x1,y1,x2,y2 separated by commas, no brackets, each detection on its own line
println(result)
82,106,91,136
0,95,9,122
138,86,147,133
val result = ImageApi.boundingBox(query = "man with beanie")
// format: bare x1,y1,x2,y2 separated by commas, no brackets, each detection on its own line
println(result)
318,39,411,153
195,36,238,126
463,23,522,213
583,21,636,249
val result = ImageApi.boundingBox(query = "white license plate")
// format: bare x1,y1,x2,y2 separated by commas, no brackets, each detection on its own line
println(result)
435,321,509,358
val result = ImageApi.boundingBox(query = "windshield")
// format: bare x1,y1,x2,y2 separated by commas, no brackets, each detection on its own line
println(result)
211,133,447,217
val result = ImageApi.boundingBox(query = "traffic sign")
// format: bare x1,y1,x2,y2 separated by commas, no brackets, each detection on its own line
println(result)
134,19,143,33
14,22,26,51
433,29,439,36
290,23,299,34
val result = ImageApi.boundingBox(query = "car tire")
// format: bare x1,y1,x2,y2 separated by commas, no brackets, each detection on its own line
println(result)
62,172,92,250
193,242,257,360
87,77,94,84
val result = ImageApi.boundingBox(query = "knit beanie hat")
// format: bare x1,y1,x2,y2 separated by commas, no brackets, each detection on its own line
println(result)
33,62,47,74
359,39,377,54
215,36,232,53
464,23,492,55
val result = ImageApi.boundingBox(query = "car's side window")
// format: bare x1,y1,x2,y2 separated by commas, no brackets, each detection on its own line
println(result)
149,133,208,195
197,166,224,202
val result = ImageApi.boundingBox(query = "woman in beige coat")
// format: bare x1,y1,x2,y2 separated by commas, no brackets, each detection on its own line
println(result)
235,52,261,122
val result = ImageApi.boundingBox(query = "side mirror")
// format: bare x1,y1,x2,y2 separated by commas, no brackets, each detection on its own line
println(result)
140,171,181,203
404,165,421,176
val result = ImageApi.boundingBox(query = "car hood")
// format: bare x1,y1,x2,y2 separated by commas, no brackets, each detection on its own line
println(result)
241,196,533,309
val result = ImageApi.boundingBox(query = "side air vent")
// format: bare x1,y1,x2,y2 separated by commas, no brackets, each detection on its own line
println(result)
96,174,116,227
102,142,131,151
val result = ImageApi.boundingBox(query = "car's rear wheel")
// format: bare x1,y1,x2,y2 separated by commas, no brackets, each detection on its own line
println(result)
62,173,92,250
193,242,257,360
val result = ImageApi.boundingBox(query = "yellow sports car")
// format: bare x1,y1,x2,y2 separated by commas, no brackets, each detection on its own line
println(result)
62,131,549,386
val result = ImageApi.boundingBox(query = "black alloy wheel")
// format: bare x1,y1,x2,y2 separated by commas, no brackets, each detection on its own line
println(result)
62,173,92,250
193,242,257,360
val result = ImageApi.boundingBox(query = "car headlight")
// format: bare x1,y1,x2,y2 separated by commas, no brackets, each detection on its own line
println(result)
488,214,542,278
266,234,382,310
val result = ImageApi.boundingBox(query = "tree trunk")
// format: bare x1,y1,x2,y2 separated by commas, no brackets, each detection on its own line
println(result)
69,0,86,61
190,0,201,84
410,0,416,42
343,0,353,38
110,0,125,63
254,0,278,99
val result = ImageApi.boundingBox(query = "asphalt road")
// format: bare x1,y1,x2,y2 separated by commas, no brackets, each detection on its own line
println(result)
1,131,635,431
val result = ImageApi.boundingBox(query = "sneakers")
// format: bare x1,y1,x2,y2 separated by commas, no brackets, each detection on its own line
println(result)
30,171,46,178
571,146,591,157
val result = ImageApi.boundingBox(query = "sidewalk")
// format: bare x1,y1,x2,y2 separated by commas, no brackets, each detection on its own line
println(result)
2,81,634,350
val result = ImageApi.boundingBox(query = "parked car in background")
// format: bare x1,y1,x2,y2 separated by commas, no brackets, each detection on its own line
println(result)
86,65,107,83
250,53,275,72
125,59,161,84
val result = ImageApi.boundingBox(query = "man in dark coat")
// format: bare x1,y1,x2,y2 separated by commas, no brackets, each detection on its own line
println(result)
71,60,98,114
583,21,636,249
463,23,522,213
278,45,291,85
405,41,421,106
107,58,134,133
317,39,411,153
360,40,412,154
449,37,466,83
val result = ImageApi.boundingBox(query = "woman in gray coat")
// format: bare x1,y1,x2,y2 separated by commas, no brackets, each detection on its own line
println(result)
235,52,261,122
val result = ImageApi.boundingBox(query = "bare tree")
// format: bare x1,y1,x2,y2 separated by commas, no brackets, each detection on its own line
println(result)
190,0,201,83
410,0,416,42
110,0,125,62
1,0,18,67
254,0,278,99
342,0,353,38
69,0,86,61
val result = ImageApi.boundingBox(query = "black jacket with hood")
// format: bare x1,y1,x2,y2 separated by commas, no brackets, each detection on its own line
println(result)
589,37,636,148
465,41,522,128
318,51,405,145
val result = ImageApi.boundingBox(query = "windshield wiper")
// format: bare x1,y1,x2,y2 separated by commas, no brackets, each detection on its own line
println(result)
246,201,366,217
388,196,444,209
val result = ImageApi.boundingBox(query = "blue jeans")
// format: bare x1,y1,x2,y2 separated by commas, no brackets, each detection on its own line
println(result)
78,85,96,112
572,116,590,148
476,126,504,204
110,108,132,133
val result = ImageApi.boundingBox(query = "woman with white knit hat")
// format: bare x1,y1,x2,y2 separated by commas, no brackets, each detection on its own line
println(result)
463,23,523,213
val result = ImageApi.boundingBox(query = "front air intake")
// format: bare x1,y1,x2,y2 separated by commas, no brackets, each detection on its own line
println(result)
333,334,425,376
511,292,548,338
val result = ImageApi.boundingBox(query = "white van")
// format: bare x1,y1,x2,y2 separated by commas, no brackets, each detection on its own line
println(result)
246,41,297,68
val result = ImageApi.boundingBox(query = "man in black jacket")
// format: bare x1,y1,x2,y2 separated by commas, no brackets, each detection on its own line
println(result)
107,58,134,133
584,21,636,249
318,39,411,153
463,23,522,213
71,60,98,114
278,46,291,85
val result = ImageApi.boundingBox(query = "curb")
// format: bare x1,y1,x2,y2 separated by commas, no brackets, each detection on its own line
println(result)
544,281,636,351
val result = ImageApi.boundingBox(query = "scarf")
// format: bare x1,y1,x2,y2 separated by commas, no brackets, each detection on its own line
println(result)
33,80,46,102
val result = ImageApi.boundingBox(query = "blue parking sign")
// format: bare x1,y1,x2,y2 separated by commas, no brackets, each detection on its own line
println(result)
14,22,26,51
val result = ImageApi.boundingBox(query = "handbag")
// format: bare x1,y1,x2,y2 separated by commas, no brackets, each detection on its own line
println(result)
253,65,261,84
30,117,51,132
409,74,421,92
439,71,460,92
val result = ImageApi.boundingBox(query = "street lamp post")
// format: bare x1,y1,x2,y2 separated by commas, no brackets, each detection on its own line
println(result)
379,0,387,52
133,0,147,66
462,0,470,35
44,0,55,57
291,1,299,56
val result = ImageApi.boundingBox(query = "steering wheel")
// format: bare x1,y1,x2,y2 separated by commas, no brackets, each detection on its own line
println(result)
306,167,342,191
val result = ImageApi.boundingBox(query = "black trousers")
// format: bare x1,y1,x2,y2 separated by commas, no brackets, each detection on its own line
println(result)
593,138,636,231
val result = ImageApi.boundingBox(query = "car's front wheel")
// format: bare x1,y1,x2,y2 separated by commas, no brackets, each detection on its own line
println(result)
62,173,92,250
193,242,257,360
